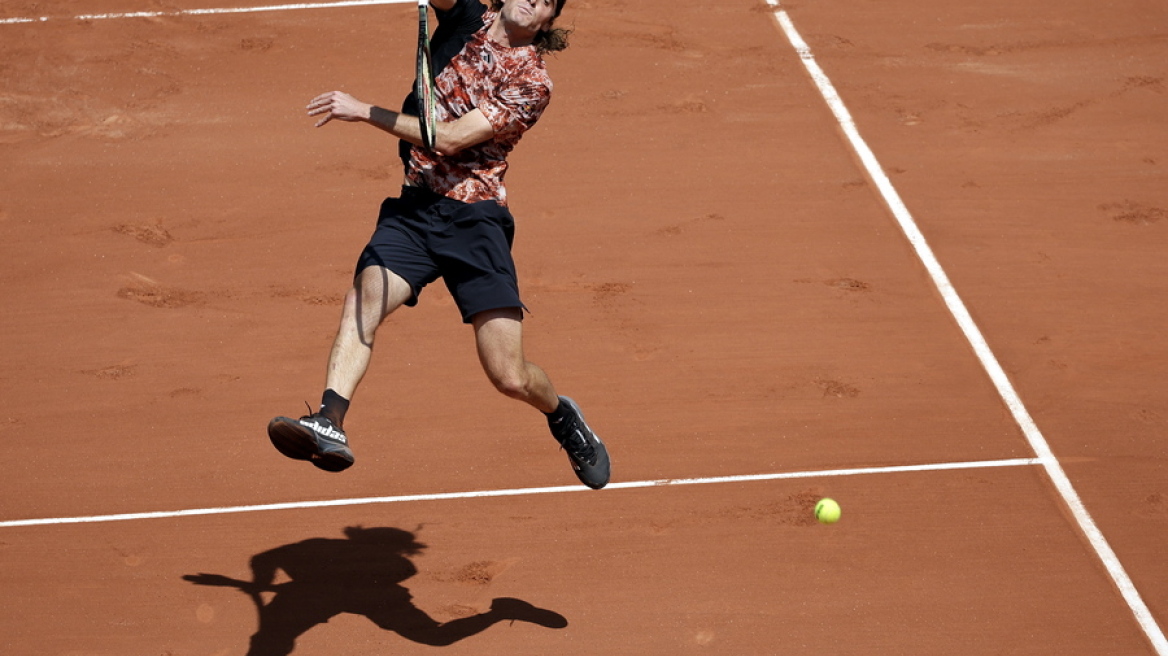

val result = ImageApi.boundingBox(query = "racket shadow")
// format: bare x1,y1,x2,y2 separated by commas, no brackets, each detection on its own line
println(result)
182,525,567,655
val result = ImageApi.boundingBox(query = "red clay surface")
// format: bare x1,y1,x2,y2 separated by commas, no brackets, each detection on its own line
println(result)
2,0,1167,654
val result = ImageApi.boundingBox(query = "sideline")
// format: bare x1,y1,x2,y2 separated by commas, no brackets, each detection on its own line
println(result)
0,458,1039,528
0,0,411,25
762,1,1168,653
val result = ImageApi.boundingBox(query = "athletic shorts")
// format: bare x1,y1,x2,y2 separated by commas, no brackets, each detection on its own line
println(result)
355,185,525,323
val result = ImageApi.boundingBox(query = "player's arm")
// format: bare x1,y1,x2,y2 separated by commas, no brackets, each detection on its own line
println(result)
369,105,495,155
306,90,493,155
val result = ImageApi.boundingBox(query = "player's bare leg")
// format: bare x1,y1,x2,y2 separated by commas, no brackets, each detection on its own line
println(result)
326,265,414,399
268,265,411,472
472,308,559,412
473,308,610,489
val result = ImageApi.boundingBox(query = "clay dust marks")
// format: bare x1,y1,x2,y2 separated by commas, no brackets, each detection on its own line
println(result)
0,11,290,143
645,490,827,534
921,42,1166,133
113,222,175,248
116,272,205,309
813,377,861,399
925,32,1168,58
269,285,345,307
79,363,138,380
651,213,725,239
430,558,519,587
791,276,874,296
1099,200,1167,226
116,283,205,309
0,43,181,142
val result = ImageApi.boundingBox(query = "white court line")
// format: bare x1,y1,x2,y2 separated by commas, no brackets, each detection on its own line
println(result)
763,1,1168,653
0,458,1039,528
0,0,411,25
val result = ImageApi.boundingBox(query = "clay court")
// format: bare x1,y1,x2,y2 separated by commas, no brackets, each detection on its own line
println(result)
3,0,1167,653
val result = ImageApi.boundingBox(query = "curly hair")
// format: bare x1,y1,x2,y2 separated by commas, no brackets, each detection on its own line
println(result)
489,0,571,54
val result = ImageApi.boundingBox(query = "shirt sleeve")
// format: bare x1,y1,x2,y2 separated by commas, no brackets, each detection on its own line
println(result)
477,75,552,142
433,0,486,38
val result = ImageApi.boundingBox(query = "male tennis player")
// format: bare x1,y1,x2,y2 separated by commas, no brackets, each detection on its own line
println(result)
267,0,610,489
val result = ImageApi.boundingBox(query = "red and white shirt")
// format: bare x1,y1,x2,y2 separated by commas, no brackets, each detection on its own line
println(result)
405,11,552,206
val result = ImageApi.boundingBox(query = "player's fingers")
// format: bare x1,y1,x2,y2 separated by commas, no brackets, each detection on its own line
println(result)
307,99,338,124
306,91,342,111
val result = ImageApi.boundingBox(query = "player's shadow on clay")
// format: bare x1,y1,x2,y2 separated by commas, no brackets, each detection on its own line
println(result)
182,525,567,655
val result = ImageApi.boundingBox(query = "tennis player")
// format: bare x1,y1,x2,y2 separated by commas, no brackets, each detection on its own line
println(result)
267,0,610,490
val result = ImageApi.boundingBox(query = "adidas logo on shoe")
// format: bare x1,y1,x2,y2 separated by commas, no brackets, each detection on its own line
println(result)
299,418,347,444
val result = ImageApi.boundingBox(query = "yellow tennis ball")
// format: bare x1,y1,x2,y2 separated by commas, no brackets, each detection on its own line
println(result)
815,498,841,524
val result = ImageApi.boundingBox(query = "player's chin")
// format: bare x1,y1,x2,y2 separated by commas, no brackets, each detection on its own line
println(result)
510,14,546,35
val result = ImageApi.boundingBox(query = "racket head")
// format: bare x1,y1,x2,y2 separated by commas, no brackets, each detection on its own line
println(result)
415,0,437,150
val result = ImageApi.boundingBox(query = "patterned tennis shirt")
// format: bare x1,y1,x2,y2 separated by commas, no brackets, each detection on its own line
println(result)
405,10,552,207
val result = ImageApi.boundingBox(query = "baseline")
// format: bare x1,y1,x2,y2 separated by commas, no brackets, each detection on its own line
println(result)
0,458,1038,528
0,0,411,25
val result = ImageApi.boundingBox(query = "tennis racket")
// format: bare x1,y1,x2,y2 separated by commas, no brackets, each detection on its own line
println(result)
415,0,437,151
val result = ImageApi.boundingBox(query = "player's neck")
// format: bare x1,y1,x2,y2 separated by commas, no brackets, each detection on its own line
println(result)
487,16,537,48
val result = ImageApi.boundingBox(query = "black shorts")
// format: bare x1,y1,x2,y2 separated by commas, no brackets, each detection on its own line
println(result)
356,186,525,323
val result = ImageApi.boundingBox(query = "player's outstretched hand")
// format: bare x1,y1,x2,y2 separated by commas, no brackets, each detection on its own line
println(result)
183,573,246,588
307,91,373,127
183,573,274,595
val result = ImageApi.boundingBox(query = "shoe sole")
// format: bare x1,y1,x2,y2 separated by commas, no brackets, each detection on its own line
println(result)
558,397,610,490
267,417,354,473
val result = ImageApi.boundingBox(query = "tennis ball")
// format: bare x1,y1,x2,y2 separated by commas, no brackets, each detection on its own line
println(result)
815,498,841,524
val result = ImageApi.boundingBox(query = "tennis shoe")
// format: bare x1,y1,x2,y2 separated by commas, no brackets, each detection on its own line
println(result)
548,396,610,489
267,413,354,472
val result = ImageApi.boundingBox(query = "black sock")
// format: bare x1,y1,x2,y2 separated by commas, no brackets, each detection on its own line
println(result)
319,389,350,427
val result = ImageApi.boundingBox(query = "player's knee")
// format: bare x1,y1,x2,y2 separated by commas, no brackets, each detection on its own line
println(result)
341,287,360,314
489,368,530,400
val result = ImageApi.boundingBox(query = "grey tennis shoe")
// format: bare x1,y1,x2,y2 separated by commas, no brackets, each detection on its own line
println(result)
548,396,610,489
267,414,354,472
